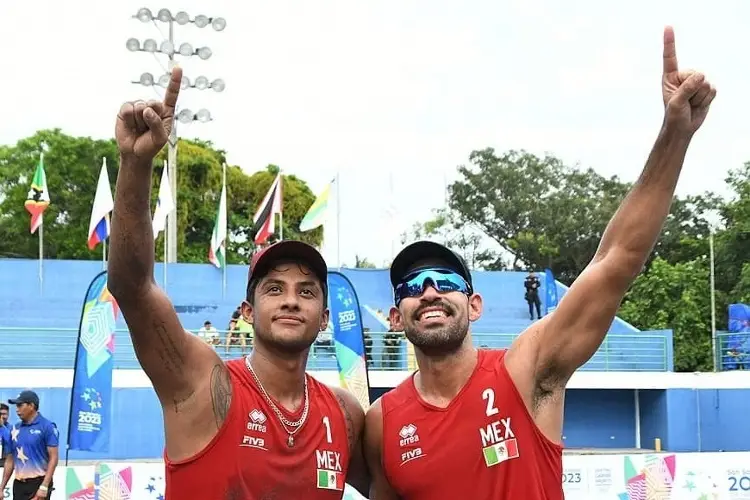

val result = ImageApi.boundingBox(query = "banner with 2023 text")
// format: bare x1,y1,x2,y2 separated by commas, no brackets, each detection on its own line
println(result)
3,452,750,499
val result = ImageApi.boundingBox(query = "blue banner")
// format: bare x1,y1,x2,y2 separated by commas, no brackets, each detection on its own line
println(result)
544,268,558,316
728,303,750,333
67,271,119,454
328,271,371,410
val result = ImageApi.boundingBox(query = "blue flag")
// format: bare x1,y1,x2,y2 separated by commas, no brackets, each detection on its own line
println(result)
328,271,371,410
67,271,118,453
544,268,558,315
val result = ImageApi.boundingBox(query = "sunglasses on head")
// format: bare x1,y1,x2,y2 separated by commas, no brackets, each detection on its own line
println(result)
394,267,473,307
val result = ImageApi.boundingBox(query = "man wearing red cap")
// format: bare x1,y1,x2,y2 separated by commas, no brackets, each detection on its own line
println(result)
108,66,368,498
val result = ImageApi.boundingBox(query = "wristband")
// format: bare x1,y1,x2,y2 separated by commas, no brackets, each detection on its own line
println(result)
39,485,48,491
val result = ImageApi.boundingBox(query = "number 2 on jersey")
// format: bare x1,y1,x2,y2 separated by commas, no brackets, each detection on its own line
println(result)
322,415,332,443
482,388,499,416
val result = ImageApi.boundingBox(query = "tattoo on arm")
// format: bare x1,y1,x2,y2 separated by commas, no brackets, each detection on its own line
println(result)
210,364,232,429
336,394,356,453
153,322,186,376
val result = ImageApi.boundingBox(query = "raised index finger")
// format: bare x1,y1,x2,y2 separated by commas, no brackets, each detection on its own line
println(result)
163,66,182,116
662,26,678,75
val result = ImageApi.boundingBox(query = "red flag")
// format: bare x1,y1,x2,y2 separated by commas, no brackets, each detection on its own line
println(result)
252,174,282,245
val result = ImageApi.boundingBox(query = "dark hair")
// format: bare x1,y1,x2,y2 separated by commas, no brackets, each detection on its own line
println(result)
0,403,8,412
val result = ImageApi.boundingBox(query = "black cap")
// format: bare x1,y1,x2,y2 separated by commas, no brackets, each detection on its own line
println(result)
390,241,473,289
9,390,39,407
248,241,328,290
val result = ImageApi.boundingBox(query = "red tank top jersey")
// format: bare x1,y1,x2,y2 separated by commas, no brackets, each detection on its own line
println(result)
165,359,351,500
380,349,563,500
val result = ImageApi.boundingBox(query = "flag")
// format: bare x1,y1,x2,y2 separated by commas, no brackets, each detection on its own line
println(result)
328,271,371,411
24,153,50,234
209,175,228,268
87,158,114,250
252,173,282,245
482,438,519,467
299,178,334,232
152,163,175,240
67,271,118,453
316,469,344,491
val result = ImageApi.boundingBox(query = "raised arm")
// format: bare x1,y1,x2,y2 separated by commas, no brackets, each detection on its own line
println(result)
506,27,716,416
109,66,229,459
364,399,402,500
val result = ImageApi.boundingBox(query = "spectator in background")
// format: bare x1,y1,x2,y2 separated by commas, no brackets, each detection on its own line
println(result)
224,318,244,353
198,320,220,345
363,328,373,365
0,412,8,473
0,403,9,428
1,390,59,500
524,271,542,320
383,319,402,369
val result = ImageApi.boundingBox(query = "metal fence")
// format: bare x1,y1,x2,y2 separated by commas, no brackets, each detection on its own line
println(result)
716,331,750,371
0,327,670,371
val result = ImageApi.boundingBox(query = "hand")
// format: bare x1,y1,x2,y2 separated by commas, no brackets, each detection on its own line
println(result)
662,26,716,135
115,66,182,161
33,486,48,498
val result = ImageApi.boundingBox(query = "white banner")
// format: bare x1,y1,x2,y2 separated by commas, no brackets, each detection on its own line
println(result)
3,452,750,499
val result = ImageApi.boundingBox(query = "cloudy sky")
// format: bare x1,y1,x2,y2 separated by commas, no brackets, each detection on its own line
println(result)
0,1,747,267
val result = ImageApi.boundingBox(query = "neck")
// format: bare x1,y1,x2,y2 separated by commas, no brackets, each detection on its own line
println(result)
414,339,478,407
248,341,309,411
22,411,38,424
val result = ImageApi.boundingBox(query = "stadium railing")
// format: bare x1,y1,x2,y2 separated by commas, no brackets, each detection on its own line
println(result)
715,331,750,371
0,327,669,372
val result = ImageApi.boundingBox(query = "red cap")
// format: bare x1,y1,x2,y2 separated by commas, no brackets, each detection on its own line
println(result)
249,241,328,287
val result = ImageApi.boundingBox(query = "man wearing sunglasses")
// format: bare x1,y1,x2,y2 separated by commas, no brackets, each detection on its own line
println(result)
364,26,715,499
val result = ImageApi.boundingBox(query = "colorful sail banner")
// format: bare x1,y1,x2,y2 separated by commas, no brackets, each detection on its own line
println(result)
328,271,371,410
67,271,119,453
544,268,558,315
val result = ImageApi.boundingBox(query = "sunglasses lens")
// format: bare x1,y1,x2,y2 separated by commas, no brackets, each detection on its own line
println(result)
394,268,470,305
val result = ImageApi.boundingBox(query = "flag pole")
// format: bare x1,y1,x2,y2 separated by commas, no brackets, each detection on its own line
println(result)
38,215,44,295
222,162,227,299
279,173,284,242
102,239,107,270
336,172,341,270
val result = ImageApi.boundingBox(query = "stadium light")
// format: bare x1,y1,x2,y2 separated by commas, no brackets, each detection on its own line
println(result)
126,7,226,263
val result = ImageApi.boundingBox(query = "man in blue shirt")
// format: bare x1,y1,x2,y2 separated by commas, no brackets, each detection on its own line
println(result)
0,391,59,499
0,403,9,429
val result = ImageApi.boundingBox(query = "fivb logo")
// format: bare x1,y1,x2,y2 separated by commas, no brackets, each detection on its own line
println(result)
399,424,419,446
247,409,267,433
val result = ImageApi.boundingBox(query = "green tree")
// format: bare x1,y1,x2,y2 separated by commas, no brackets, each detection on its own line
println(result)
354,255,377,269
617,257,721,372
0,130,322,262
445,148,720,283
400,208,503,270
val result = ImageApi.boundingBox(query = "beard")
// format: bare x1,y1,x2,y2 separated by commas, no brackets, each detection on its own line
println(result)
403,300,470,356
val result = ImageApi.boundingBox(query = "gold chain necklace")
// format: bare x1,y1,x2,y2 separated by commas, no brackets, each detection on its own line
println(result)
245,356,309,447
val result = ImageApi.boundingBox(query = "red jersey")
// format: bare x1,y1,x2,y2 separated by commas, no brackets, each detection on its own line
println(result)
165,359,351,499
380,349,563,500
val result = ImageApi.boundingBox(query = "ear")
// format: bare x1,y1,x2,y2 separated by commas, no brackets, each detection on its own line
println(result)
241,300,254,324
468,293,483,322
320,308,330,332
389,306,404,331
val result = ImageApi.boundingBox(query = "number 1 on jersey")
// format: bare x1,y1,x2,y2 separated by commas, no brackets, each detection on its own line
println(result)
482,388,499,416
322,415,332,443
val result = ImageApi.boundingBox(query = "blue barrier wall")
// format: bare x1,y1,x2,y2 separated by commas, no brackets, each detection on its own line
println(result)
2,384,747,460
0,259,672,372
0,258,639,335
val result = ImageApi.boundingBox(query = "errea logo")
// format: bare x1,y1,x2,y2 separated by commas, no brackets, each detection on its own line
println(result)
250,409,267,424
247,409,267,433
399,424,419,446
